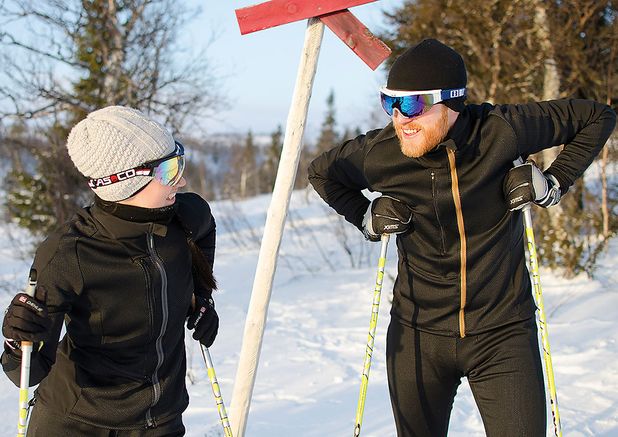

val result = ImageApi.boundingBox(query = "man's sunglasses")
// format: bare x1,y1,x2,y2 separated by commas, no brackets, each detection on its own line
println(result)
88,141,185,190
380,86,466,118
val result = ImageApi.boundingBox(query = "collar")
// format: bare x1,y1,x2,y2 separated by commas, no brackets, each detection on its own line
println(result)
94,196,177,223
411,107,473,168
89,197,176,239
443,107,472,149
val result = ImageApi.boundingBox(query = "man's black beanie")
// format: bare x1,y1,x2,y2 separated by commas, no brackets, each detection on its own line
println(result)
387,38,467,112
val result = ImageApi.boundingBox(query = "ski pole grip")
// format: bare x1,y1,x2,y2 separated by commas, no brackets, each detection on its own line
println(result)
20,269,38,344
24,269,37,298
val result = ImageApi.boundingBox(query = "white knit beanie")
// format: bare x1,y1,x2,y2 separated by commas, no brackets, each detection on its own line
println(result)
66,106,175,202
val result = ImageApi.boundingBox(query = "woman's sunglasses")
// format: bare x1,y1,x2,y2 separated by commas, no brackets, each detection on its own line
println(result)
88,141,185,189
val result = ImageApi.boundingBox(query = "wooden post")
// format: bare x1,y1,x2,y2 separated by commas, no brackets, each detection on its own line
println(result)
229,18,325,437
229,2,390,434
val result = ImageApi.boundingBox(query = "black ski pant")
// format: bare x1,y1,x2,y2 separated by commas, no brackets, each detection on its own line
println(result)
386,317,546,437
26,404,185,437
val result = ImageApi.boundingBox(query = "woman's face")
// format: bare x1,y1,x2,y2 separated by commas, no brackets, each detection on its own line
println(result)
120,176,187,209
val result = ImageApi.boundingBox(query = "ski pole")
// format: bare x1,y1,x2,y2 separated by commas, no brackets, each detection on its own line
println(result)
16,269,37,437
354,233,390,437
200,345,233,437
513,158,562,437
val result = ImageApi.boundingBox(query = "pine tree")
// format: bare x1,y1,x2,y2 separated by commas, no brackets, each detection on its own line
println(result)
225,131,259,199
241,130,258,197
262,125,283,192
314,90,339,156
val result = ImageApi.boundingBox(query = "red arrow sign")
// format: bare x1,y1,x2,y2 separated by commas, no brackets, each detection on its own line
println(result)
236,0,376,35
319,9,391,70
235,0,390,70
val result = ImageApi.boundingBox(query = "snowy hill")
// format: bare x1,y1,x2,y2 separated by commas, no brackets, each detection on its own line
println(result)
0,188,617,436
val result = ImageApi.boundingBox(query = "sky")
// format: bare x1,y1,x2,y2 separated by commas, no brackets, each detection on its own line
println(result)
1,188,617,436
187,1,404,138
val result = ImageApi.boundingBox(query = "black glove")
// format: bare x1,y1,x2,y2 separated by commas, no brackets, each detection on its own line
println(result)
504,160,562,211
2,287,51,344
362,195,413,241
187,295,218,347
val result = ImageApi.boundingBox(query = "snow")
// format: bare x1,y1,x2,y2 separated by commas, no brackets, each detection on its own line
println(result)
0,188,617,436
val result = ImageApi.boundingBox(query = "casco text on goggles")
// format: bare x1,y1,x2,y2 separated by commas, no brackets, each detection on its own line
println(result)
380,86,466,118
88,141,185,189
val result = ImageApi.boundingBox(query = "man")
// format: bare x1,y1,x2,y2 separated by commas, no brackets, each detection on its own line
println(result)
308,38,616,436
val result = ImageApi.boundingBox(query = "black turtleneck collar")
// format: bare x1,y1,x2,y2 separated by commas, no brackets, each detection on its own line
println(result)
406,106,473,168
94,196,177,224
444,106,472,148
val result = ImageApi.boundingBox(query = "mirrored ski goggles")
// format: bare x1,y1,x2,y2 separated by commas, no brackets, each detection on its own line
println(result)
380,86,466,118
88,141,185,189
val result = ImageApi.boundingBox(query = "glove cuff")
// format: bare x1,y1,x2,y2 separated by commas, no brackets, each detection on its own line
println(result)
4,339,21,353
361,202,380,241
3,339,42,357
536,172,562,208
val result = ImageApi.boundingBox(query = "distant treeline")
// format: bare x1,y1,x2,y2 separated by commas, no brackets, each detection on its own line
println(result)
0,0,616,277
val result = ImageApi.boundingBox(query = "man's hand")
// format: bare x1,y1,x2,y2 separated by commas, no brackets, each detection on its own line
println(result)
362,195,413,241
504,160,561,211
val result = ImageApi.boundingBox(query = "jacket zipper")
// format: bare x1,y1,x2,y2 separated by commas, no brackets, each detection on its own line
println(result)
430,171,447,255
137,258,155,341
145,232,169,428
446,148,467,338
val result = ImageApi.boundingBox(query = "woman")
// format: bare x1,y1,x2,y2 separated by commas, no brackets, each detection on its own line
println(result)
2,106,219,436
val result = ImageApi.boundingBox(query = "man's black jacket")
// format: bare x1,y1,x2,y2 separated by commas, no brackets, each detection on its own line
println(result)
309,99,616,337
1,192,216,429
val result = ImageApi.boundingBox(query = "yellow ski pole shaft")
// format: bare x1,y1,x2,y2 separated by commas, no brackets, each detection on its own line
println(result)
201,345,233,437
513,158,562,437
354,233,390,437
521,203,562,437
17,271,37,437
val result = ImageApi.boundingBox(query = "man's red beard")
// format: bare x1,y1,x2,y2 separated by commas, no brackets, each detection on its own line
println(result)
395,105,450,158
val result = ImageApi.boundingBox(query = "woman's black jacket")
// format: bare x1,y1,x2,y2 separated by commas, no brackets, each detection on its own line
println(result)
1,192,216,430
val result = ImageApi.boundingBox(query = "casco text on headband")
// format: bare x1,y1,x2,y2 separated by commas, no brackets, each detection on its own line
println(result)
380,86,466,118
88,141,185,189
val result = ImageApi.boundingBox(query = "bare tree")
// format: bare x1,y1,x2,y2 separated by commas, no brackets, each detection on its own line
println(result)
0,0,218,128
382,0,545,104
381,0,617,277
539,0,618,277
530,0,564,237
0,0,221,237
314,89,339,156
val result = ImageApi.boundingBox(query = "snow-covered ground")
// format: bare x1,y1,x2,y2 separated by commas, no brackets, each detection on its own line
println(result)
0,188,616,436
